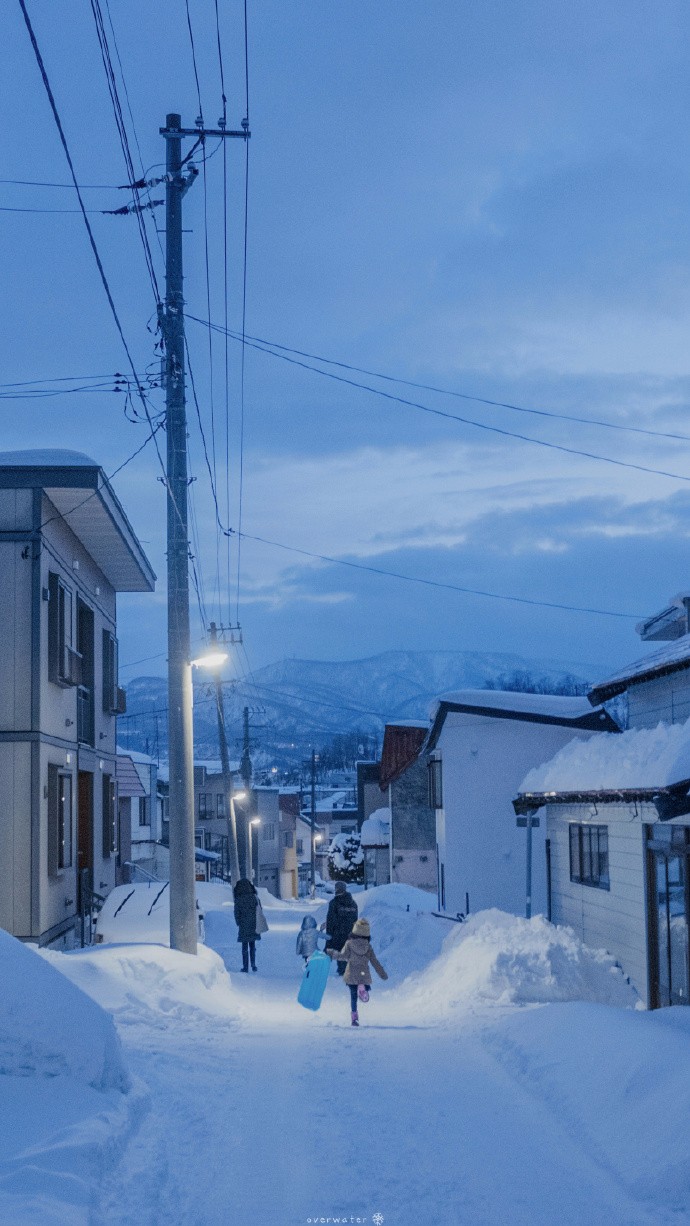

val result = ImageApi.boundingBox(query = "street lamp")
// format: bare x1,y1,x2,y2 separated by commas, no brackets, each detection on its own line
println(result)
248,817,261,887
169,648,228,954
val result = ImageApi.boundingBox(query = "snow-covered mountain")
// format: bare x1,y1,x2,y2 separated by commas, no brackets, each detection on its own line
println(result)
120,648,608,766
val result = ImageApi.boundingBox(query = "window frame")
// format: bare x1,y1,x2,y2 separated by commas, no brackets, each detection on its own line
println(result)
48,572,78,686
102,630,119,714
428,757,443,809
569,823,610,890
48,764,73,875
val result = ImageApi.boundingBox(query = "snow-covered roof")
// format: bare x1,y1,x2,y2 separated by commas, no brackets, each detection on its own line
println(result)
427,688,615,749
519,718,690,797
0,448,97,466
589,635,690,703
434,689,595,718
117,746,157,766
360,808,390,846
0,450,155,592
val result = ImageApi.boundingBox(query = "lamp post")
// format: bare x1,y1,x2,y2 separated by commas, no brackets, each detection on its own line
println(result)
169,650,227,953
248,817,261,887
313,832,322,891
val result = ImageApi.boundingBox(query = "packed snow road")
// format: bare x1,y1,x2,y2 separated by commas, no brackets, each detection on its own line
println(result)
74,895,685,1226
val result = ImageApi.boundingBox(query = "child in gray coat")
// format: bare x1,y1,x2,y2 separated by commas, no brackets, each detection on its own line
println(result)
296,914,322,963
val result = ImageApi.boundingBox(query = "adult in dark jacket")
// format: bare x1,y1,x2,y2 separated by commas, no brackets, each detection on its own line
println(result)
321,881,358,976
234,878,260,972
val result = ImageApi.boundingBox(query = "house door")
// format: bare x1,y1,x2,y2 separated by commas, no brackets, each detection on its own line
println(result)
646,826,690,1007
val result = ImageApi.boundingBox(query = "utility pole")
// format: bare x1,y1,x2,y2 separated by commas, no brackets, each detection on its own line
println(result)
237,705,253,878
310,748,317,895
209,622,240,883
161,112,250,953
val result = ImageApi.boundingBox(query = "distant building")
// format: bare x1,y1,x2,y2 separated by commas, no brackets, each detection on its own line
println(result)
0,451,154,946
360,808,390,887
379,722,436,892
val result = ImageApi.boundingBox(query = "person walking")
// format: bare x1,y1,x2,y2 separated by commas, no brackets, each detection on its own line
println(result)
296,914,322,964
234,878,260,973
321,881,358,976
326,917,388,1026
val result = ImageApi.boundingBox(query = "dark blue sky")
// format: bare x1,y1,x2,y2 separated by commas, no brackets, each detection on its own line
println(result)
4,1,690,683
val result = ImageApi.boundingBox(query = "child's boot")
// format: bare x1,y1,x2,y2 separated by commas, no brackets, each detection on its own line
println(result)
351,1011,359,1027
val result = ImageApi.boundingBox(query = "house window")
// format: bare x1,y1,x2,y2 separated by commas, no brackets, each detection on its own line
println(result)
102,630,119,714
216,793,226,819
282,830,294,848
102,774,117,857
569,824,609,890
48,764,72,874
429,758,443,809
263,823,276,841
139,796,150,827
198,793,212,820
48,573,80,686
296,838,303,855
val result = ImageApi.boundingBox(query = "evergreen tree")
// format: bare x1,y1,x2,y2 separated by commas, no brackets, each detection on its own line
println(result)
327,831,364,883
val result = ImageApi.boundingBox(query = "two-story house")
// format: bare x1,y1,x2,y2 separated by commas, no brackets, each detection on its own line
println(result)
514,592,690,1009
0,451,154,946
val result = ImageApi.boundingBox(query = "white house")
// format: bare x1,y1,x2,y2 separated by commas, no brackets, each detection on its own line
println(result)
513,591,690,1009
0,450,154,946
427,689,617,919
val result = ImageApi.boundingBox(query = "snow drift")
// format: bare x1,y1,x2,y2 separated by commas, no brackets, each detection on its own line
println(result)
0,927,127,1091
394,909,639,1016
40,943,237,1027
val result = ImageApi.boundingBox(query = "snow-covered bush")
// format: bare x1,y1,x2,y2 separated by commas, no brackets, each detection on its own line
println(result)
327,831,364,883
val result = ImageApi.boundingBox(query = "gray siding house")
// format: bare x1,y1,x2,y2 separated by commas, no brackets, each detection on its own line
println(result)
515,593,690,1009
0,451,154,946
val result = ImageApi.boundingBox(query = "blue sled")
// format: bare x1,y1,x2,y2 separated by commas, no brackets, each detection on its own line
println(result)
297,950,331,1011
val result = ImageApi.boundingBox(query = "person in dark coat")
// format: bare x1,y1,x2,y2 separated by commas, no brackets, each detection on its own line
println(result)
234,878,260,972
321,881,358,976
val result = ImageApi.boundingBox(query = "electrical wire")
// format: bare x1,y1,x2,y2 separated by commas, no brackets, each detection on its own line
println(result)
17,0,181,530
218,331,690,447
232,529,643,619
188,316,690,485
184,0,203,120
235,1,250,623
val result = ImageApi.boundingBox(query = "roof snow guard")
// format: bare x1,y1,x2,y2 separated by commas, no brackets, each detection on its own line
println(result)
0,450,155,592
426,688,617,751
589,634,690,705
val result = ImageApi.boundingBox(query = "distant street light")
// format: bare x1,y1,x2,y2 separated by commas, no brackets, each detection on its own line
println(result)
248,817,261,886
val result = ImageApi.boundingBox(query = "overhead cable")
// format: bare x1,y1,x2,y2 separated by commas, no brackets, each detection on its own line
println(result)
187,316,690,485
232,529,642,620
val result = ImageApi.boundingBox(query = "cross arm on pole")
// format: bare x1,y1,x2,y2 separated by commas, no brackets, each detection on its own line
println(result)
160,126,250,140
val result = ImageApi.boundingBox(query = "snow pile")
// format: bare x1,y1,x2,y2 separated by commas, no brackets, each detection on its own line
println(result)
0,927,127,1091
360,808,391,846
486,1002,690,1213
356,883,447,982
520,717,690,794
39,943,237,1028
395,909,639,1016
432,688,597,720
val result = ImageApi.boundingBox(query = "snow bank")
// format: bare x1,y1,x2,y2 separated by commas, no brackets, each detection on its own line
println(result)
0,928,127,1092
360,808,390,846
521,717,690,794
39,943,237,1028
355,883,448,982
486,1002,690,1214
395,910,639,1016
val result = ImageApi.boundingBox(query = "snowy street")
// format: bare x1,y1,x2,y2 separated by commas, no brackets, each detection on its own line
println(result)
6,887,686,1226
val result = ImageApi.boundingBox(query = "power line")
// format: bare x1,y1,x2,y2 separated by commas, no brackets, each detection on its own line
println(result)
232,529,643,620
189,317,690,485
17,0,178,526
235,4,250,622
